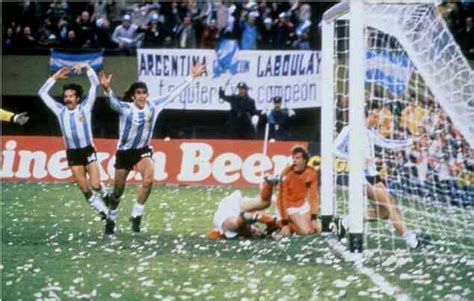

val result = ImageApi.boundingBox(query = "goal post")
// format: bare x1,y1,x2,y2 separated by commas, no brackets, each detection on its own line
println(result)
321,0,474,253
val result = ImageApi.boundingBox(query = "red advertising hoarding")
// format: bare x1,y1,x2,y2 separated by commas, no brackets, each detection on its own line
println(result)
1,136,307,187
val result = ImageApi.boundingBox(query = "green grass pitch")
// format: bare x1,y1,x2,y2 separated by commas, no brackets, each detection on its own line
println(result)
2,182,473,300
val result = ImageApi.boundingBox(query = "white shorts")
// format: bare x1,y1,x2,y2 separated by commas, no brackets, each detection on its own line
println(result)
212,190,242,238
287,202,310,216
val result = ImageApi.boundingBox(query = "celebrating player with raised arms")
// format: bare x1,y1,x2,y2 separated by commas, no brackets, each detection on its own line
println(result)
38,63,109,220
99,63,206,235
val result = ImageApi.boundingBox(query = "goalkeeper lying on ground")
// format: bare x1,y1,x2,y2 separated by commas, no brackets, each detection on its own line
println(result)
207,177,279,240
208,145,327,240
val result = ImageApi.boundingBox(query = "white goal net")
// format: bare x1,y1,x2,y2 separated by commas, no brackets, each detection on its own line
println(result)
321,1,474,257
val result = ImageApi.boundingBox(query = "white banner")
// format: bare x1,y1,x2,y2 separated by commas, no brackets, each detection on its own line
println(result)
137,48,322,110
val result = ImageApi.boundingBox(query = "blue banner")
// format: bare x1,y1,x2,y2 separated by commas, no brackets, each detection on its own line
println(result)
50,50,104,74
213,39,240,78
365,50,414,95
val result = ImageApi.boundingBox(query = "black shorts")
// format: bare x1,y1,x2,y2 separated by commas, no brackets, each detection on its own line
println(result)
66,146,97,167
365,175,381,185
115,146,153,170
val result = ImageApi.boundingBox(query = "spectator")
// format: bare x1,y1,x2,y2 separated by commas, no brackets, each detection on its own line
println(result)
75,10,95,48
274,12,295,49
292,19,312,50
375,104,395,138
219,4,240,40
240,11,259,50
200,19,219,49
125,0,161,28
459,16,474,59
17,26,37,48
3,27,16,49
61,30,81,49
94,17,115,49
112,14,144,49
400,96,426,136
219,81,259,139
177,15,197,49
215,2,230,32
39,32,59,48
57,15,72,42
258,17,275,49
264,96,295,141
143,13,171,48
38,17,55,45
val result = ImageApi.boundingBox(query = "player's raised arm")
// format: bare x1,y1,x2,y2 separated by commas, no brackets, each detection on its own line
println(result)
38,67,69,115
150,63,207,108
99,71,128,114
72,63,99,111
373,130,412,149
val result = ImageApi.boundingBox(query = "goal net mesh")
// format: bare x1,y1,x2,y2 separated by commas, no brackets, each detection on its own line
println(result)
331,3,474,256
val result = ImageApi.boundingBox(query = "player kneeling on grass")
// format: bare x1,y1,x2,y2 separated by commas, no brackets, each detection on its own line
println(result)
277,146,322,237
99,63,207,235
38,63,109,220
332,106,426,248
207,178,280,239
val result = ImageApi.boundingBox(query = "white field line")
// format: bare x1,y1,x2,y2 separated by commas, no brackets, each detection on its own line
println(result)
327,238,411,301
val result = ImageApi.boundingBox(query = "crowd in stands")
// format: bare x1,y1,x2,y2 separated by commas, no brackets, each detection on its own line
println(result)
336,89,473,206
438,1,474,60
3,0,321,53
370,93,473,206
2,1,473,202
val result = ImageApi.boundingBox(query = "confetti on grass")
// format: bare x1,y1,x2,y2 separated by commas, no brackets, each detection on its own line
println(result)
2,183,473,300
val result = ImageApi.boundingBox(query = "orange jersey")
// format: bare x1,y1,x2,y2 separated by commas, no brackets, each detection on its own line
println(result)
278,165,319,220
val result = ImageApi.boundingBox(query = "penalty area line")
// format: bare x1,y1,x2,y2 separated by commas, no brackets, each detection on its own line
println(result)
327,238,410,301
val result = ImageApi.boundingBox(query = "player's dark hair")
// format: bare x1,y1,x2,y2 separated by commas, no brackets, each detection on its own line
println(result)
123,82,148,101
63,83,83,100
291,145,309,162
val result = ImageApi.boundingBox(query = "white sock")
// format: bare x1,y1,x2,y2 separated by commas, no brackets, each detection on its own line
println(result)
402,231,418,248
99,183,109,199
88,194,108,214
108,209,118,222
131,203,145,218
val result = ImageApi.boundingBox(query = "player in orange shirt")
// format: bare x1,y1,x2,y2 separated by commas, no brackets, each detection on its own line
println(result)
278,146,321,237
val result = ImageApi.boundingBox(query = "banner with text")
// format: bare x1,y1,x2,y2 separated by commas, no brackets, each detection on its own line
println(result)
1,136,309,187
137,48,322,110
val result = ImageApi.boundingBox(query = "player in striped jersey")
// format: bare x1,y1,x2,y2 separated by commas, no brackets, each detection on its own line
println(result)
38,63,109,220
333,107,422,248
99,63,206,235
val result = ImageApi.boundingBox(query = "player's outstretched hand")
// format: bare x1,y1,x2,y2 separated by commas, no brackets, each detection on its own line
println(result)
52,67,70,80
72,63,91,74
99,71,113,92
191,63,207,78
13,112,29,126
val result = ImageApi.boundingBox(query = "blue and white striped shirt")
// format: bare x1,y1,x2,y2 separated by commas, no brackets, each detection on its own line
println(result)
106,76,193,150
38,69,99,150
333,126,412,177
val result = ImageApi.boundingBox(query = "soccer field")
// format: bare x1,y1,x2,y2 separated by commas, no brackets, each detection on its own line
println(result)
2,182,473,300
